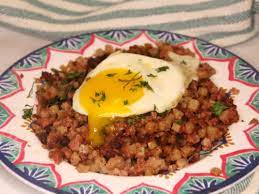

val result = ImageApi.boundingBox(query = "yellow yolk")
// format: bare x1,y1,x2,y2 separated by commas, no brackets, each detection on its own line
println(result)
78,68,144,145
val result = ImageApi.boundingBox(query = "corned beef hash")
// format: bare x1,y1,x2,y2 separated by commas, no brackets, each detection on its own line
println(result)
29,43,239,176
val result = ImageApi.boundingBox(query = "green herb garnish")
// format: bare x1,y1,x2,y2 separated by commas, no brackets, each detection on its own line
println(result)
51,68,59,74
181,60,187,65
123,100,129,105
119,71,153,92
130,80,153,92
126,114,145,125
212,101,228,116
129,87,138,92
147,74,157,78
106,73,117,77
124,69,132,75
156,66,169,73
126,118,135,125
22,105,33,120
48,96,63,106
62,72,86,84
90,91,106,107
79,120,86,126
118,72,142,88
176,119,185,125
139,81,153,91
67,72,86,79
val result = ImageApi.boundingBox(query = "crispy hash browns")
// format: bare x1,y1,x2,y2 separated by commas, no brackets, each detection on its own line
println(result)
30,43,239,176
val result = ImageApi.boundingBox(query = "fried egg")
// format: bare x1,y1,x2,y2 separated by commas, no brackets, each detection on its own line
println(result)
73,52,199,145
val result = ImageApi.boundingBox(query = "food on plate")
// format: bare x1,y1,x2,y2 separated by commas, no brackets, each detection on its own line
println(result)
249,118,258,125
210,167,222,176
30,43,239,176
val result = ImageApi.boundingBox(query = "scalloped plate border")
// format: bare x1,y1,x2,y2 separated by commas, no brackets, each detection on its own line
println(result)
0,29,258,194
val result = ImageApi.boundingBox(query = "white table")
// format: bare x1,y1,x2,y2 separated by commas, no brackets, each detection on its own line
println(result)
0,27,258,194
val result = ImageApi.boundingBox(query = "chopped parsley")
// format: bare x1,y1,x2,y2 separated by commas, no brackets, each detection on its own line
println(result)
126,118,135,125
181,60,187,65
118,72,142,88
106,73,117,77
62,71,86,84
124,69,132,75
147,73,157,78
48,96,63,106
90,91,106,107
156,66,169,72
51,68,59,74
67,72,86,79
139,81,153,91
118,71,154,92
212,101,228,116
130,80,153,92
123,100,129,105
22,105,33,120
176,119,186,125
126,115,145,125
129,87,138,92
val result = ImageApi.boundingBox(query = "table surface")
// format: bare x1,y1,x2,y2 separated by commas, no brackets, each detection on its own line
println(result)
0,26,258,194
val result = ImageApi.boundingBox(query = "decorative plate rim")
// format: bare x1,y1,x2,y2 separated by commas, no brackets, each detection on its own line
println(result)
0,29,258,194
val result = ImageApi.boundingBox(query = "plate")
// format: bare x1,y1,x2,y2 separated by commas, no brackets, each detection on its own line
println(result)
0,29,258,194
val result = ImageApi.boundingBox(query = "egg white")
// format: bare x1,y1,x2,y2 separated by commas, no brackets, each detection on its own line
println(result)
73,52,199,117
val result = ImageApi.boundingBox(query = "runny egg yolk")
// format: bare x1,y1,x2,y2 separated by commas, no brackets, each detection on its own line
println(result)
78,68,144,145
